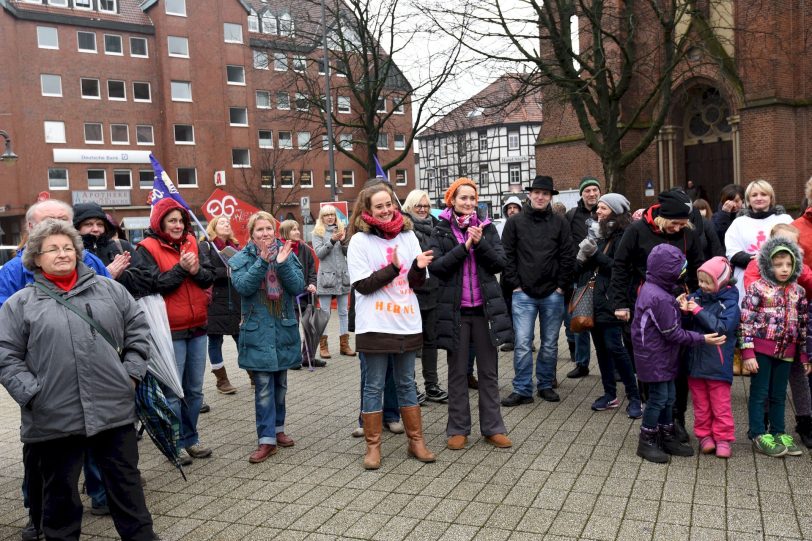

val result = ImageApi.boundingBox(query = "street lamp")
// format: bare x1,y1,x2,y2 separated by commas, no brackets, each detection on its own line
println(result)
0,130,18,164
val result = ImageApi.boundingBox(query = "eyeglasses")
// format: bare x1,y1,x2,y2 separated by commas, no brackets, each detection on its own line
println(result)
38,246,76,256
323,213,336,217
414,205,430,210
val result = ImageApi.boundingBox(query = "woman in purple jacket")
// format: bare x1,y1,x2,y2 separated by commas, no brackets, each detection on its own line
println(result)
632,244,726,463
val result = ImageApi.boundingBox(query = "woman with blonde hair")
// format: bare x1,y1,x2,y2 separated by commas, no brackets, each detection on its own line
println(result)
312,205,353,359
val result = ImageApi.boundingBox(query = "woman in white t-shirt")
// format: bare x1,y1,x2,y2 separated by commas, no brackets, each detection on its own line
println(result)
347,182,435,470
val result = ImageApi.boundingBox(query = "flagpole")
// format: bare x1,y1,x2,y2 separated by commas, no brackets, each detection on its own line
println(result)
320,0,338,203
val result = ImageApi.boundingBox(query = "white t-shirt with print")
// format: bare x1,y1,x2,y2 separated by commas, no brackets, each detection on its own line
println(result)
348,230,424,335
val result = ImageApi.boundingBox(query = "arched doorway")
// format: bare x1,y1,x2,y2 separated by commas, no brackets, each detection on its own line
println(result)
683,86,734,202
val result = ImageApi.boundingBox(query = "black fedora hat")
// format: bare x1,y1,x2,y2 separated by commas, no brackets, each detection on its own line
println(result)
525,175,559,195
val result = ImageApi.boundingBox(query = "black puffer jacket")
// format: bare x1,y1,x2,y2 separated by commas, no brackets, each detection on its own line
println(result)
575,227,625,325
566,199,596,245
198,240,241,336
407,213,439,310
428,218,513,350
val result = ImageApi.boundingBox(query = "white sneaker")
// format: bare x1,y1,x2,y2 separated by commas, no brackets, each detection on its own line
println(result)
352,426,364,438
385,421,405,434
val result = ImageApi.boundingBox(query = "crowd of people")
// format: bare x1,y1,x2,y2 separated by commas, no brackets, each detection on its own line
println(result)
2,172,812,538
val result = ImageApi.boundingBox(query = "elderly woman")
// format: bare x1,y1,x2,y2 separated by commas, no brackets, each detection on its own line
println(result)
229,212,304,463
0,219,156,541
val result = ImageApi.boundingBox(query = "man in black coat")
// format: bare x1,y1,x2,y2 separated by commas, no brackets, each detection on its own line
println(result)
501,175,576,405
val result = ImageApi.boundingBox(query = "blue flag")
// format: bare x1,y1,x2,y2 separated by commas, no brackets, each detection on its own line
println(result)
373,154,387,180
149,154,190,210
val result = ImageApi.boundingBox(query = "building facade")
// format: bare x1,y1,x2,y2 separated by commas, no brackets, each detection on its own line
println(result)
0,0,415,245
416,75,543,219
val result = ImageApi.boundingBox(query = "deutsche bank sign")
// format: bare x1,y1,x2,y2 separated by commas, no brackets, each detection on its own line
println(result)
53,149,152,164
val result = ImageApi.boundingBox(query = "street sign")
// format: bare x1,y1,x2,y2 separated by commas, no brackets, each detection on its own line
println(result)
300,196,310,209
645,180,655,197
214,170,226,186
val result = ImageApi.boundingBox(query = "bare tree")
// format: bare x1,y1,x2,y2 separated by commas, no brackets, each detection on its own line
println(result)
424,0,743,193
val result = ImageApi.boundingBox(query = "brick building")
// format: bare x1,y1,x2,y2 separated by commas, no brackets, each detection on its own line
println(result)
536,1,812,211
0,0,415,245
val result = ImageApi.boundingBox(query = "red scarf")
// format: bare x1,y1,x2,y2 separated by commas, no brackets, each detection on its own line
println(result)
212,237,238,251
361,210,404,240
290,240,301,256
43,269,78,291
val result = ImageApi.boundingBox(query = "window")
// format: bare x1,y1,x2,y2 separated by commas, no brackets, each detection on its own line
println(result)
394,134,406,150
99,0,116,13
292,55,306,72
231,149,250,168
224,23,243,44
279,12,293,36
321,135,330,150
87,169,106,190
176,168,197,186
167,36,189,57
43,121,66,144
508,130,520,150
274,53,288,71
339,133,352,150
445,139,455,157
248,10,259,32
84,123,103,144
261,12,277,34
439,139,447,158
40,74,62,97
341,170,354,188
376,98,386,113
133,82,151,102
318,58,328,75
297,131,311,150
77,31,96,52
37,27,58,49
107,80,126,101
295,93,308,111
280,170,294,187
426,169,434,191
229,107,248,126
165,0,186,16
139,170,153,189
171,81,192,101
393,99,405,114
478,131,488,152
258,130,273,148
479,163,489,187
104,34,123,55
260,170,275,188
324,170,334,188
48,168,69,190
299,170,313,187
277,92,290,110
256,90,271,109
80,78,100,99
174,124,194,144
278,131,292,149
74,0,91,9
111,124,129,145
136,125,154,145
253,50,268,69
114,169,132,189
130,37,147,57
335,58,348,77
337,96,350,114
48,0,68,7
508,164,521,184
393,169,407,186
377,133,388,149
439,167,448,186
226,65,245,85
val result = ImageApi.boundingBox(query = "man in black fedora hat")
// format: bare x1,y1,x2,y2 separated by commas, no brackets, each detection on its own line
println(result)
501,175,576,405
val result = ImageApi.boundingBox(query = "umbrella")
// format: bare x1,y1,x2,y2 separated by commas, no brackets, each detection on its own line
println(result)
297,293,330,371
137,294,184,399
135,373,187,480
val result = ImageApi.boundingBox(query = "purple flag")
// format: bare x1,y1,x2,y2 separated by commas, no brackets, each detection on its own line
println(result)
149,154,190,210
373,154,388,180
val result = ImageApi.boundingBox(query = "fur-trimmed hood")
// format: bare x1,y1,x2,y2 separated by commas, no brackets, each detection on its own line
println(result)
757,236,802,285
353,213,414,234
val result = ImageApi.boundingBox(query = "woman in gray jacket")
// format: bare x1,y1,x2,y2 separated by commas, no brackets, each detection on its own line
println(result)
0,219,156,541
312,205,354,358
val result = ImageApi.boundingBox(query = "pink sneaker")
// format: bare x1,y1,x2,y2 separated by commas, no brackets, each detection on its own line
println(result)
715,440,732,458
699,436,716,454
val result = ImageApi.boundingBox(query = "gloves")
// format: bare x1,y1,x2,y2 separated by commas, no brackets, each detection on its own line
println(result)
577,238,598,262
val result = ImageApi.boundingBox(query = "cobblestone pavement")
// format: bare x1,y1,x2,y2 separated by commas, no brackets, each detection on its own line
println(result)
1,319,812,540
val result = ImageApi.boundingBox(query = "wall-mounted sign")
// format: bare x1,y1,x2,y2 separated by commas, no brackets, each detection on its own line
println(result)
53,149,152,164
71,190,132,206
214,170,226,186
500,155,531,164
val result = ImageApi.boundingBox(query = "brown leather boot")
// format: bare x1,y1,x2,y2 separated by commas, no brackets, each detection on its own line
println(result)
340,334,356,356
212,367,236,394
400,405,436,463
319,335,331,359
361,411,383,470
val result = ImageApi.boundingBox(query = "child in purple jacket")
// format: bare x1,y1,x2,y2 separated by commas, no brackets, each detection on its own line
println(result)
632,244,726,464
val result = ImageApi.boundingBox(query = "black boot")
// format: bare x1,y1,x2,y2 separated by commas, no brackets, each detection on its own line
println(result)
637,426,669,463
660,424,694,457
795,415,812,448
672,417,690,443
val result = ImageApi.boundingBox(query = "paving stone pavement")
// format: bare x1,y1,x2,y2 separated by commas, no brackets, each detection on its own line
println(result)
1,318,812,540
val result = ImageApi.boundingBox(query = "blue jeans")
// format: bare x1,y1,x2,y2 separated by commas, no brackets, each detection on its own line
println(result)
358,353,400,424
591,325,639,401
253,371,287,445
362,351,418,412
564,311,592,367
169,335,207,448
512,290,565,396
748,353,792,439
207,334,238,370
642,381,675,429
319,294,349,335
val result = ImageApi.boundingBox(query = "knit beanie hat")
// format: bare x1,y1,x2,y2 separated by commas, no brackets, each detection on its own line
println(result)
697,256,732,293
598,193,630,215
579,176,601,195
657,189,692,219
444,177,478,207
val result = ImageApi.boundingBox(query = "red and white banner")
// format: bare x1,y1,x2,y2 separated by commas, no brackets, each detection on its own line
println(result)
202,189,268,246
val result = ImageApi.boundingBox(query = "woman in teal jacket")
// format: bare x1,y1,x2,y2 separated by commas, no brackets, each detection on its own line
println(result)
229,211,304,464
